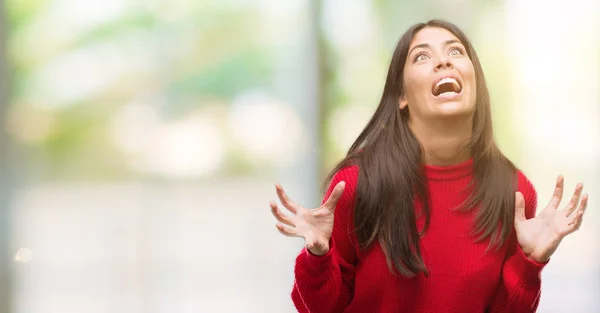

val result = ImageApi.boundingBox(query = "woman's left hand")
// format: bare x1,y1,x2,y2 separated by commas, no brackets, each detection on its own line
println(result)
514,175,588,263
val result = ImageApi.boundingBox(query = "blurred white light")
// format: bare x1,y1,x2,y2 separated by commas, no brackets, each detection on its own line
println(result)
51,0,125,32
137,114,225,178
229,92,308,167
534,113,600,165
14,0,126,60
323,0,374,47
110,101,161,154
14,248,32,264
257,0,304,19
255,0,305,43
111,101,227,178
25,29,160,110
506,0,600,169
158,0,201,22
32,46,123,108
328,105,372,154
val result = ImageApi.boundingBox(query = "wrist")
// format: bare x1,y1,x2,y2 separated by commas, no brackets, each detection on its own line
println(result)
306,240,330,256
512,245,547,288
306,246,329,256
522,248,550,264
524,254,545,263
528,254,550,263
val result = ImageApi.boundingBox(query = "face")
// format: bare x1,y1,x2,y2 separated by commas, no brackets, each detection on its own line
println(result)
399,27,476,121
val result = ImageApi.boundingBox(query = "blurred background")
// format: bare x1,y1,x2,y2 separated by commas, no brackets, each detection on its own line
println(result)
0,0,598,312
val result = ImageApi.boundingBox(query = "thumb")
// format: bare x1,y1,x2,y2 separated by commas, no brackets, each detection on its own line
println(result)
514,192,526,223
322,181,346,213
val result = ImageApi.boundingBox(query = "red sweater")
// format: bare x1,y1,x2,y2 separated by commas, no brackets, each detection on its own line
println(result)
291,159,547,313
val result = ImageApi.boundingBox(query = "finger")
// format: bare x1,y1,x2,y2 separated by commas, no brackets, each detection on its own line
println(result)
514,192,526,222
566,211,584,235
580,193,589,216
275,184,298,214
567,193,588,225
563,183,584,216
322,181,346,213
304,234,316,250
546,175,564,209
270,201,295,227
276,223,299,237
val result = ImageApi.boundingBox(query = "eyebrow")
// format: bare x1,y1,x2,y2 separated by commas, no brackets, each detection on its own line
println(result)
408,39,462,57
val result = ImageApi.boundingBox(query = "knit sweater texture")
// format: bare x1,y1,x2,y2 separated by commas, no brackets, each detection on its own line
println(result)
291,159,546,313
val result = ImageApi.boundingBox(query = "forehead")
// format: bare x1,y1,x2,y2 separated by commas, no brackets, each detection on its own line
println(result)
409,27,462,49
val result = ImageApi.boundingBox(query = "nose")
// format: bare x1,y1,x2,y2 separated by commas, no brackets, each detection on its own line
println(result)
434,56,453,71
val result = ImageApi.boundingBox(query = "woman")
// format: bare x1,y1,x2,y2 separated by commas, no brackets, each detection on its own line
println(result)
270,20,588,313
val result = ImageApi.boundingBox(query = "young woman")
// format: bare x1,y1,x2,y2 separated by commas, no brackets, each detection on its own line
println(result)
270,20,588,313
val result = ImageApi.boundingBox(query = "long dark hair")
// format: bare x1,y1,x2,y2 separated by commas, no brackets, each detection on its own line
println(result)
325,20,517,277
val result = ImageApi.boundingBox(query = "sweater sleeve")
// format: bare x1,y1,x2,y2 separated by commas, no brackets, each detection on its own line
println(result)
487,172,548,313
291,166,360,313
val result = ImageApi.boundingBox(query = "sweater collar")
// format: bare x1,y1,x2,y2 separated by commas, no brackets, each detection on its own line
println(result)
423,158,473,181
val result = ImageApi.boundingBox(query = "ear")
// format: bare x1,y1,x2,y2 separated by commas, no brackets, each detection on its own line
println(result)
399,95,408,110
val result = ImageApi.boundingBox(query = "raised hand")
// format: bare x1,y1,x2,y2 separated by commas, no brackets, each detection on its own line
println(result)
514,176,589,263
270,181,346,256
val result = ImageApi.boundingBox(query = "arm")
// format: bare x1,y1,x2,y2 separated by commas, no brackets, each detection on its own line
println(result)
292,166,359,313
487,240,547,312
488,173,547,313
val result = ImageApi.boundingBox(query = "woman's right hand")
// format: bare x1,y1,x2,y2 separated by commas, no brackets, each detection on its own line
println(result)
270,181,346,256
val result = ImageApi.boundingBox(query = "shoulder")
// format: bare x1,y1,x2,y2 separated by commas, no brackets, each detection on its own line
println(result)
330,165,359,184
517,170,538,219
327,165,359,197
322,165,360,209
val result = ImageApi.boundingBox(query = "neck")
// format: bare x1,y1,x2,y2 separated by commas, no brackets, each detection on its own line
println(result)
408,116,472,166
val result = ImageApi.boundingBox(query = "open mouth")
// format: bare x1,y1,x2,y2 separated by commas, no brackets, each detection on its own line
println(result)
432,77,462,97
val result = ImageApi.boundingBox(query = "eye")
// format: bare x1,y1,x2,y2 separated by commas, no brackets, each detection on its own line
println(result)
414,52,429,62
449,47,464,56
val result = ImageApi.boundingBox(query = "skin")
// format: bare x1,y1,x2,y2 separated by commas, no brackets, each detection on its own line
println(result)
399,27,474,167
270,27,589,264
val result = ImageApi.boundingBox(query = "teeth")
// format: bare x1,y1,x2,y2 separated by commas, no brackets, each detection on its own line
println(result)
435,77,459,89
433,77,461,95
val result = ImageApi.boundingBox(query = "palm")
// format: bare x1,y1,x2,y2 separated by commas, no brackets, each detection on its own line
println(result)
515,176,588,263
270,182,346,255
295,206,334,245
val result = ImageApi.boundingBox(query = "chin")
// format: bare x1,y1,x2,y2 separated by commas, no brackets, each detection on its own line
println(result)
432,101,474,118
